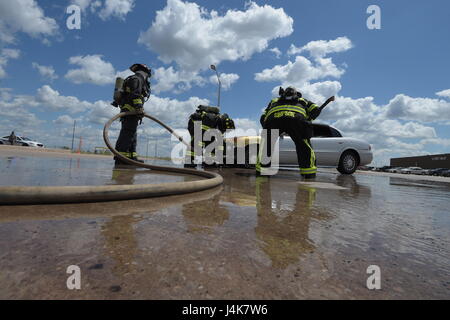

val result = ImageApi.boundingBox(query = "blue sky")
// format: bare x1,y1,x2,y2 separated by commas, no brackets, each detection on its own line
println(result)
1,0,450,165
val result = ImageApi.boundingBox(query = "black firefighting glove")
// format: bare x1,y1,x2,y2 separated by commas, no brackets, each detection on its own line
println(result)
136,108,144,124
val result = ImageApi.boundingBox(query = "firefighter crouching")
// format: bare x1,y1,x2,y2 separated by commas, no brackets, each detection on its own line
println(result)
185,106,235,167
257,86,333,179
113,63,151,166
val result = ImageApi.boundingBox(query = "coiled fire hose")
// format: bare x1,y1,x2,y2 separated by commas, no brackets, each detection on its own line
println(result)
0,112,223,205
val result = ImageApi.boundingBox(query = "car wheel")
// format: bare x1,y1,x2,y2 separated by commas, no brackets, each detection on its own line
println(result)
337,150,359,174
22,143,29,147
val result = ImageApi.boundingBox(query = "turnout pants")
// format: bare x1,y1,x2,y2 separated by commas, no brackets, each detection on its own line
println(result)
115,115,139,158
186,129,220,164
256,116,317,175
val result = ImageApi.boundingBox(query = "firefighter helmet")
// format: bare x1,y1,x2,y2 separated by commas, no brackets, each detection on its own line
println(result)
129,63,151,76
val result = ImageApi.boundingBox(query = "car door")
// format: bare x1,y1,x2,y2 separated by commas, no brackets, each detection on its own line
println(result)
278,124,347,166
311,137,346,166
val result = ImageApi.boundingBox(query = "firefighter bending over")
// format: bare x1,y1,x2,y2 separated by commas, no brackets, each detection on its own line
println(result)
257,86,334,179
185,106,235,167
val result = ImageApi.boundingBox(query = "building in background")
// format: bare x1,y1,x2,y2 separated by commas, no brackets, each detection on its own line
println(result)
390,153,450,169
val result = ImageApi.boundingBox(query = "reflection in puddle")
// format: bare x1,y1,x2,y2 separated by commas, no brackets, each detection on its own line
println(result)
254,177,325,268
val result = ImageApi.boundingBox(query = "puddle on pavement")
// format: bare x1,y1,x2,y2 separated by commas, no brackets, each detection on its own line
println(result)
0,156,449,299
0,156,197,186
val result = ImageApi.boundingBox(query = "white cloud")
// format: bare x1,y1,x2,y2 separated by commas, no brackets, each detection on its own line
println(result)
138,0,293,72
34,85,94,113
85,100,117,125
53,115,76,126
71,0,134,19
209,73,239,91
152,66,205,93
144,95,209,129
32,62,58,81
385,94,450,122
257,37,352,98
0,0,58,44
255,55,345,88
288,37,353,59
269,47,282,59
0,49,20,78
99,0,135,20
436,89,450,98
71,0,94,11
65,55,116,85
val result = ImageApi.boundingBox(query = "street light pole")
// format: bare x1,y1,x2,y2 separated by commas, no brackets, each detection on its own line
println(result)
71,120,76,152
210,64,221,108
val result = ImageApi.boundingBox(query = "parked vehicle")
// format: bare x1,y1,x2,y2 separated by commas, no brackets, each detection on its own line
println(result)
227,123,373,175
0,135,44,147
428,168,448,176
440,169,450,177
400,167,426,175
387,167,403,173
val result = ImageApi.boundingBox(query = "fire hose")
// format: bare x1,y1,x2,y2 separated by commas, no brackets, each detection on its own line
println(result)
0,112,223,205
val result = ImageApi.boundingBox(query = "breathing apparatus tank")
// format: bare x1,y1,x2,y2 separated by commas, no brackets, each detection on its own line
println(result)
111,77,125,107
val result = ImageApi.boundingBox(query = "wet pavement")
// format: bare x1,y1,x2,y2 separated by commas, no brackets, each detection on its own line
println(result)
0,150,449,299
0,154,196,186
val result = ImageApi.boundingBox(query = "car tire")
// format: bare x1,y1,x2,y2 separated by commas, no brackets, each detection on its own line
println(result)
337,150,359,174
22,143,29,147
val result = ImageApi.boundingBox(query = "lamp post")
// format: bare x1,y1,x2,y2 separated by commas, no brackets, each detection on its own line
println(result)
71,120,76,152
210,64,221,108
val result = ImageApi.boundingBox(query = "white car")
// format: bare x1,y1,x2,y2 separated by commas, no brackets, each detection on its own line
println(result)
387,167,404,173
400,167,426,175
228,123,373,174
0,135,44,147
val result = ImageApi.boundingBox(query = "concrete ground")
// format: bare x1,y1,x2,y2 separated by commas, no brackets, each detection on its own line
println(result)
0,146,449,299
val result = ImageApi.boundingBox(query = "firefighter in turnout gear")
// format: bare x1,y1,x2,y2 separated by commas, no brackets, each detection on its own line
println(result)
257,86,334,179
185,105,221,167
114,63,151,166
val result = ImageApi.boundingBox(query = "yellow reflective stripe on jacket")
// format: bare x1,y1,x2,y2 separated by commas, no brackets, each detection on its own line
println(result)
201,125,211,131
122,104,135,112
274,111,295,118
265,105,307,120
307,103,318,113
